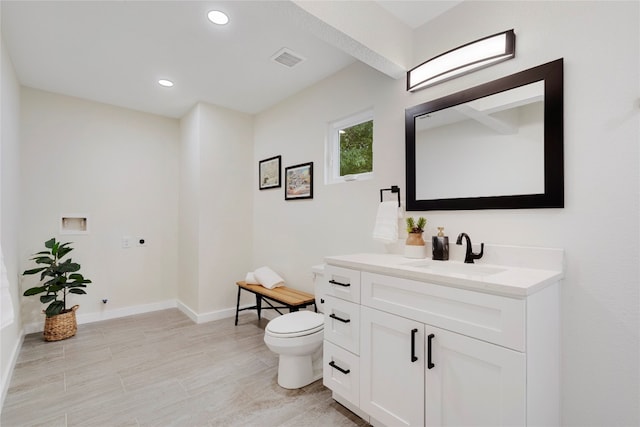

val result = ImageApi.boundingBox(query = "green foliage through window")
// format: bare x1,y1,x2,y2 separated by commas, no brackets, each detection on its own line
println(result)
339,120,373,176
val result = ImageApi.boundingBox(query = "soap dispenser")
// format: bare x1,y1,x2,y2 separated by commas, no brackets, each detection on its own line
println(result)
432,227,449,261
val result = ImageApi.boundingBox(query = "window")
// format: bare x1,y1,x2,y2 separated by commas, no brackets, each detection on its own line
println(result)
326,110,374,184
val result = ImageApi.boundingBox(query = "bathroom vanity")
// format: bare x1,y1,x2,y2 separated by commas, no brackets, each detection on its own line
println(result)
322,246,563,427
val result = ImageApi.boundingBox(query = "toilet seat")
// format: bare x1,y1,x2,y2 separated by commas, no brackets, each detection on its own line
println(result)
265,311,324,338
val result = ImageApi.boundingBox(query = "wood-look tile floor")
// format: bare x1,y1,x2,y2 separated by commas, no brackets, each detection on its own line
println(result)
1,309,369,427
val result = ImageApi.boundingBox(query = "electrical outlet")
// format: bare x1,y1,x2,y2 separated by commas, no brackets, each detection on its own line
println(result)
122,236,132,248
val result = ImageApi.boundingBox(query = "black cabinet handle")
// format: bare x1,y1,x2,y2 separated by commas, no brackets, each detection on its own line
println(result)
329,313,351,323
427,333,435,369
329,279,350,287
329,361,350,375
411,328,418,362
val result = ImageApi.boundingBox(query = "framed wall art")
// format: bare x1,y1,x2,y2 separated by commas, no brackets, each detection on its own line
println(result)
259,155,281,190
284,162,313,200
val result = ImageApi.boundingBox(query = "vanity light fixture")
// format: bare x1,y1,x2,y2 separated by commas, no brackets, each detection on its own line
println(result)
407,29,515,92
207,10,229,25
158,79,174,87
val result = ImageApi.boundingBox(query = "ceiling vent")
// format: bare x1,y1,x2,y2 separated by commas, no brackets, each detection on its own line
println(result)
271,48,306,68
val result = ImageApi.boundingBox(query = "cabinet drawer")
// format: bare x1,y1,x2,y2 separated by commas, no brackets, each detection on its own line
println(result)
324,265,361,303
323,340,360,407
324,295,360,355
361,272,526,351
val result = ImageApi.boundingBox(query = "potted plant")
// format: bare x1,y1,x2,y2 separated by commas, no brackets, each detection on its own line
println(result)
22,237,91,341
405,216,427,258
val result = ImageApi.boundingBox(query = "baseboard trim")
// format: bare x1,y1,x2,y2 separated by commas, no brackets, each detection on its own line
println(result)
23,300,179,335
0,329,24,414
176,302,277,324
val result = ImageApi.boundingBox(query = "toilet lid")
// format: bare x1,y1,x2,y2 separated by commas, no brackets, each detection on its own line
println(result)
266,311,324,338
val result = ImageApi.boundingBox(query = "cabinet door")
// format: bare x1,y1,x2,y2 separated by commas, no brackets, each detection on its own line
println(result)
425,326,526,427
360,306,424,427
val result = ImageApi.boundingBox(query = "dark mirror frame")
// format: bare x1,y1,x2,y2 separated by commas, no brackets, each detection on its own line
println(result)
405,58,564,211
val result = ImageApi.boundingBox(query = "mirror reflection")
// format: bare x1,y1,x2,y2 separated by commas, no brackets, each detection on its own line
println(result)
415,81,544,200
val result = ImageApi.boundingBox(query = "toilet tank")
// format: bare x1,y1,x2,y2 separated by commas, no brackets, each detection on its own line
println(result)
312,264,327,313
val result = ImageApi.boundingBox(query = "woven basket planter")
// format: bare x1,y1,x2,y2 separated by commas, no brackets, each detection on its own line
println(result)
43,305,79,341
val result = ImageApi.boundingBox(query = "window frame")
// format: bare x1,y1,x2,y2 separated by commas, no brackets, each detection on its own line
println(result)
326,109,374,185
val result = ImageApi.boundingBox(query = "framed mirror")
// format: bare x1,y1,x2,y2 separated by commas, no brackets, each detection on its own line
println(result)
405,58,563,211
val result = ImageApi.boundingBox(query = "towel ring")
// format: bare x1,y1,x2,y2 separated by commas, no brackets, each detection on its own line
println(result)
380,186,401,207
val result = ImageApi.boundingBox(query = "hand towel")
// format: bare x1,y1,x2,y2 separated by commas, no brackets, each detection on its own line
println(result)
244,272,260,285
253,266,285,289
372,201,401,244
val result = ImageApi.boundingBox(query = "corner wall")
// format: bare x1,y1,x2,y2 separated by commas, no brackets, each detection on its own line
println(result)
179,102,254,320
19,88,180,328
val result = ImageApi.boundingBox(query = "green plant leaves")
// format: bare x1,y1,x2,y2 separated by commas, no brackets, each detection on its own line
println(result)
45,301,65,317
22,237,91,316
39,294,57,304
56,243,73,259
23,286,46,296
56,261,80,273
23,267,47,276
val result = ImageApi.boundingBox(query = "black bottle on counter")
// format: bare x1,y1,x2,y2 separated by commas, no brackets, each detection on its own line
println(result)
432,227,449,261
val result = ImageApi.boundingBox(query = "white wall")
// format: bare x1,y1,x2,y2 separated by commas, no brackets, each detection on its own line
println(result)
253,61,406,292
412,2,639,425
179,102,254,319
19,88,180,327
0,35,23,408
197,102,254,314
254,1,639,425
178,106,200,312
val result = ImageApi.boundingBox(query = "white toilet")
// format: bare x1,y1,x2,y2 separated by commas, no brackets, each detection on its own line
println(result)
263,266,326,389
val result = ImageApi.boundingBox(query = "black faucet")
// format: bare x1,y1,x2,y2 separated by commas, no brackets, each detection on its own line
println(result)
456,233,484,264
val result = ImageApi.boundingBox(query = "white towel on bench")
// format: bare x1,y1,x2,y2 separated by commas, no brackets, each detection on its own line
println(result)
253,266,285,289
244,272,260,285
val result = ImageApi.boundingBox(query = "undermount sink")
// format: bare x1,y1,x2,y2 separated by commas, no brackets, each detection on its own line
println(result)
402,260,507,276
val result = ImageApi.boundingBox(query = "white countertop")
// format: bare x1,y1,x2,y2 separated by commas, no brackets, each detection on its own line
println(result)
324,252,563,298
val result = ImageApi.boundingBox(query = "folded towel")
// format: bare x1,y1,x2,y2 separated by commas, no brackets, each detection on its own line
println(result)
372,201,401,244
244,272,260,285
253,266,285,289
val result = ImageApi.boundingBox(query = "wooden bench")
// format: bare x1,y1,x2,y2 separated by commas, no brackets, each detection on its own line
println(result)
234,281,316,325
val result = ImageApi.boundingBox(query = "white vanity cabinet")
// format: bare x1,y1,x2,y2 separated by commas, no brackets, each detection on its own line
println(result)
322,265,366,419
322,251,562,427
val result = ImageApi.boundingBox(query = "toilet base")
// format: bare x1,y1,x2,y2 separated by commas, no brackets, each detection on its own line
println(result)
276,346,323,389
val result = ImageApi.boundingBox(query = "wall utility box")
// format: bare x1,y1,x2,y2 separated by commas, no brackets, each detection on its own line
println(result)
60,214,89,235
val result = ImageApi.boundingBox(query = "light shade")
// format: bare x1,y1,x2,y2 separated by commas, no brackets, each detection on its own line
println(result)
407,29,515,92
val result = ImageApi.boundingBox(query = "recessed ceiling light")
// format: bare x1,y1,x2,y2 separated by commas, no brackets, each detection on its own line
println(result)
158,79,174,87
207,10,229,25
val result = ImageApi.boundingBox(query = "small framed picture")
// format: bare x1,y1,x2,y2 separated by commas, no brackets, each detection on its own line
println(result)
259,155,281,190
285,162,313,200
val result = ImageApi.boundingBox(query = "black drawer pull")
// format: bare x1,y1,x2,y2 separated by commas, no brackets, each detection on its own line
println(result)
329,361,350,375
329,279,350,287
329,313,351,323
427,333,435,369
411,328,418,362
